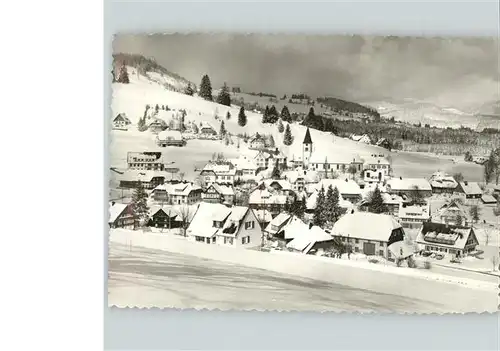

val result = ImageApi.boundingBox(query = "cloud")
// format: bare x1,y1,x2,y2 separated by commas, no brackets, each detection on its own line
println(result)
113,34,498,109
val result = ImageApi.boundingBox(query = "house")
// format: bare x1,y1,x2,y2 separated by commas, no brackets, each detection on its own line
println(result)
249,133,266,150
282,167,319,193
148,118,168,133
307,154,364,176
308,178,362,203
363,169,386,185
200,162,237,185
359,192,403,217
375,138,391,149
112,113,131,129
248,188,289,217
156,130,186,147
186,203,262,248
431,201,471,227
127,152,166,171
147,205,182,229
454,181,482,203
481,194,497,205
415,222,479,257
254,149,287,170
108,202,134,229
429,171,458,194
203,183,235,205
386,177,432,199
263,212,293,238
271,215,309,243
229,156,258,179
362,154,391,177
398,202,430,229
331,212,406,259
151,182,203,205
286,225,334,255
200,122,217,136
350,134,372,144
118,170,166,190
256,179,295,198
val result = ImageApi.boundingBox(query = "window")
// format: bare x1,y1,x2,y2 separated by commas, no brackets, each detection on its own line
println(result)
212,237,216,243
379,250,384,256
355,239,359,244
380,241,384,246
242,237,246,244
354,247,359,252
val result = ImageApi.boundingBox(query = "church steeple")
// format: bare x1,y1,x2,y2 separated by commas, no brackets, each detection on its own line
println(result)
302,128,313,168
303,128,312,144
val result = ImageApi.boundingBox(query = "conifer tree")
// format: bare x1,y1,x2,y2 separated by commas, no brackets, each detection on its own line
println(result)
262,105,270,124
283,124,294,146
199,74,213,101
184,83,194,96
216,83,231,106
226,111,231,120
131,184,149,229
268,105,279,124
219,120,227,139
268,135,275,148
290,195,306,220
118,64,130,84
155,104,159,113
280,105,292,123
313,186,327,227
277,118,284,133
367,186,386,214
326,186,342,224
238,106,247,127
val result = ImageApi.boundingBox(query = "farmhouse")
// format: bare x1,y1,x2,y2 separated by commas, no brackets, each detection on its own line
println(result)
147,205,182,229
127,152,166,171
254,149,287,170
454,181,482,203
148,118,168,133
256,179,295,198
248,188,289,217
151,182,203,205
249,133,266,150
200,162,237,185
415,222,479,257
108,202,134,229
229,156,258,178
331,212,406,259
187,203,262,248
350,134,372,144
156,130,186,147
118,170,166,190
386,177,432,199
199,122,217,136
431,201,471,227
203,183,235,205
112,113,131,129
429,171,458,194
286,225,334,255
398,203,430,229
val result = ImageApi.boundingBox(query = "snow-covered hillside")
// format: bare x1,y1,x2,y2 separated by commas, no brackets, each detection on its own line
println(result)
112,69,387,159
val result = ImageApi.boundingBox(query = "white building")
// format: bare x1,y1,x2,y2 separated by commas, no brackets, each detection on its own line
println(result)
415,222,479,257
350,134,372,144
362,154,391,177
200,162,237,185
156,130,185,147
398,203,430,229
151,182,203,205
127,152,166,171
187,203,262,248
386,177,433,198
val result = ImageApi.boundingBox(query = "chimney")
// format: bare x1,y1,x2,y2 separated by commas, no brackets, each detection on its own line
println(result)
111,201,115,206
400,176,402,180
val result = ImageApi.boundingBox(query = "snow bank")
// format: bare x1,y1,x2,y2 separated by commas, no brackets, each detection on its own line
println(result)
109,229,497,312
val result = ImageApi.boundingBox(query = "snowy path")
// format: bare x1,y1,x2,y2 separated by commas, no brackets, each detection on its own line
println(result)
107,243,495,313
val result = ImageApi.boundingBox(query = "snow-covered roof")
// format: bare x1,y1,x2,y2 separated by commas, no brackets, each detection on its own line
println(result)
351,134,370,142
209,183,235,196
429,172,458,189
398,203,430,220
153,182,201,197
270,212,292,227
187,202,231,238
117,170,167,182
149,205,182,218
253,209,273,223
113,113,131,123
286,225,333,253
361,155,391,166
311,179,362,196
259,179,293,192
431,201,471,221
202,163,237,176
157,130,183,141
282,168,319,184
415,222,474,250
331,212,402,242
219,206,250,237
481,194,497,203
386,178,432,192
306,190,353,210
248,189,288,205
109,202,129,223
458,181,482,195
228,156,258,171
279,216,309,240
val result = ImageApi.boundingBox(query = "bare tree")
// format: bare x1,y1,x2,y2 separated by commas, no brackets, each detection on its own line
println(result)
483,227,491,246
179,172,185,181
178,205,193,237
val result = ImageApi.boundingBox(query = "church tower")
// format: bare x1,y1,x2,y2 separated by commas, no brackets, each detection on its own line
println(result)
302,128,313,168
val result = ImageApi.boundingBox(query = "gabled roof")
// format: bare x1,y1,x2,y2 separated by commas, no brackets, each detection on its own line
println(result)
303,128,312,144
220,207,250,236
311,179,362,196
481,194,497,204
432,201,471,221
415,222,475,249
398,203,430,220
286,225,333,253
153,182,201,196
209,183,235,196
278,216,309,240
458,181,482,195
331,212,402,242
187,202,232,238
109,202,129,223
113,113,131,123
386,178,432,192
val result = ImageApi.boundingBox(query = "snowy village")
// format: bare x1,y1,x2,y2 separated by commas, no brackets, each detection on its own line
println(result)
108,45,500,313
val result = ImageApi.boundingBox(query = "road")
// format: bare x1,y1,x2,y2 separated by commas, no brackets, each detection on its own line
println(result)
109,243,473,313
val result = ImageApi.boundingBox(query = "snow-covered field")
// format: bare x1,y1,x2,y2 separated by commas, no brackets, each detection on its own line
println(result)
108,229,498,313
110,70,485,183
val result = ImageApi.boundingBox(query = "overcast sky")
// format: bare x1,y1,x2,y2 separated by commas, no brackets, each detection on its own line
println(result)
113,34,498,110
